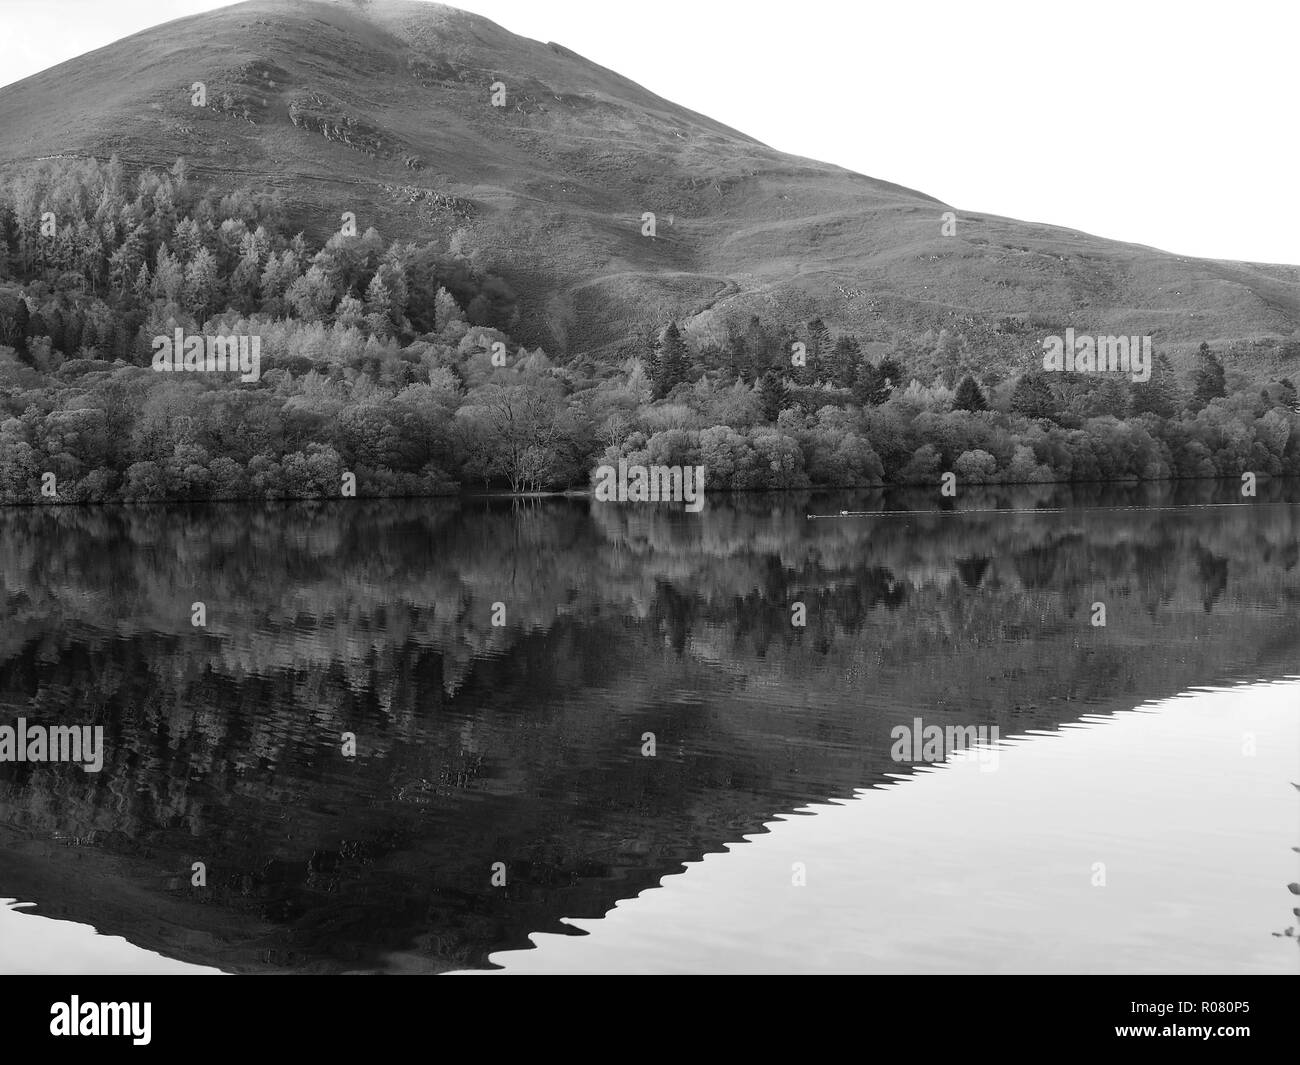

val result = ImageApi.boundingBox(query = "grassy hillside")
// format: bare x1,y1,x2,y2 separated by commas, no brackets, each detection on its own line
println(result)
0,0,1295,365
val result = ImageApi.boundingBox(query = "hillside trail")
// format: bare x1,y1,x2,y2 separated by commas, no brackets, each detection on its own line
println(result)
559,271,738,311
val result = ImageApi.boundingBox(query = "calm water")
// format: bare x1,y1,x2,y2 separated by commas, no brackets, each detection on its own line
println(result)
0,481,1298,975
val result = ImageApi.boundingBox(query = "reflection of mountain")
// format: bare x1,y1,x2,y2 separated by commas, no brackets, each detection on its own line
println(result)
2,481,1300,972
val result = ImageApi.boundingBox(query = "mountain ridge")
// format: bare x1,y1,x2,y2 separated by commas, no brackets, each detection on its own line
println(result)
0,0,1296,365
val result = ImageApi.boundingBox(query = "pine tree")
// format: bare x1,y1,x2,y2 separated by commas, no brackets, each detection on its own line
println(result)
154,246,184,302
1010,372,1057,420
876,356,903,400
851,361,881,406
260,249,302,311
1092,378,1129,418
803,317,830,383
758,370,787,422
643,328,660,385
654,321,690,398
1192,341,1226,407
227,256,259,313
173,217,202,265
373,263,408,332
953,374,987,412
184,246,220,321
806,318,830,360
363,273,394,337
852,356,903,406
433,286,462,333
149,182,178,249
1130,352,1179,417
335,294,365,330
108,245,134,297
743,315,772,371
132,262,153,305
830,335,861,389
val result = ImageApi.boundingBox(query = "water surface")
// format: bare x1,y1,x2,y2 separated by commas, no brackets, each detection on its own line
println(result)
0,481,1297,974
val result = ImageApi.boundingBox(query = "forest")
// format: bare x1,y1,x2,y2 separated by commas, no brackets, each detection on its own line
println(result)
1,156,1298,503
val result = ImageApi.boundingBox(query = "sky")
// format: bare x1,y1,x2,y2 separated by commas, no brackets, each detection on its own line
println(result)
1,0,1295,265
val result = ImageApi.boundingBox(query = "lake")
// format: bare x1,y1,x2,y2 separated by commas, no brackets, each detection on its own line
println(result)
1,480,1298,975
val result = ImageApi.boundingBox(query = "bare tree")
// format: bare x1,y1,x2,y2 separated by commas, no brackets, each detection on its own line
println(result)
459,381,564,492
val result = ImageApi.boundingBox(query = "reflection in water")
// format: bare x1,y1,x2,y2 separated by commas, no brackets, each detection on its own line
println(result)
475,682,1300,975
0,900,222,975
0,480,1298,973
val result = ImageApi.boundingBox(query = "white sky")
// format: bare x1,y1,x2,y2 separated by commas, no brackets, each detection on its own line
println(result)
2,0,1296,265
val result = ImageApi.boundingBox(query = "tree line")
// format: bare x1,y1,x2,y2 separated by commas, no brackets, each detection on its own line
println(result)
1,157,1298,503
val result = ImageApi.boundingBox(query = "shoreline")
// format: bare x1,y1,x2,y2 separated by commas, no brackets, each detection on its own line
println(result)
0,473,1297,510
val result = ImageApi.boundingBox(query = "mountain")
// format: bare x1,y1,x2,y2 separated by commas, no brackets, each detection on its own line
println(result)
0,0,1296,368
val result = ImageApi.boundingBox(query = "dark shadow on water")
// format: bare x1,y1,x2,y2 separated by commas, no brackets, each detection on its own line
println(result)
1,480,1299,971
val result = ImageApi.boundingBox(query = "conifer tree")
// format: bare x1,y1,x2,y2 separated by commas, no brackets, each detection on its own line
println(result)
806,318,830,360
653,321,690,398
184,247,220,321
1130,352,1180,417
1192,341,1226,407
800,317,830,385
363,272,394,337
1010,371,1057,419
953,374,987,412
758,370,787,422
830,335,861,389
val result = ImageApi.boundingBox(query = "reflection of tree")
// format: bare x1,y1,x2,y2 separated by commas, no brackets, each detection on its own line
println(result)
1194,547,1229,614
1013,544,1059,589
2,482,1300,971
956,557,990,589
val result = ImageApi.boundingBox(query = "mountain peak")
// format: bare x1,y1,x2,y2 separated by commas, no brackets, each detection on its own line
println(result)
0,0,1296,357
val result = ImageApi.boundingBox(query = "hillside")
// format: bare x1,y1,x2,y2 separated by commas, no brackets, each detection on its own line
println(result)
0,0,1296,365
